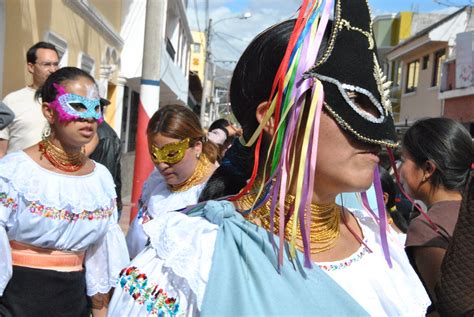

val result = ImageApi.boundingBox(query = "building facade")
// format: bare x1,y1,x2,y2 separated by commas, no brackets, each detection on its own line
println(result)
119,0,192,152
386,7,473,124
439,30,474,135
0,0,123,112
373,12,414,121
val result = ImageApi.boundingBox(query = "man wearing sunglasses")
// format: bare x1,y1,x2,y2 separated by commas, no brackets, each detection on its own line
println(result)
0,41,59,157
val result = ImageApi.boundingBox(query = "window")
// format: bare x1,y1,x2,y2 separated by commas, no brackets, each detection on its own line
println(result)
405,60,419,93
396,63,402,87
166,37,176,61
78,52,95,75
120,86,139,153
432,49,446,87
390,61,402,87
422,55,429,70
192,43,201,53
44,31,68,67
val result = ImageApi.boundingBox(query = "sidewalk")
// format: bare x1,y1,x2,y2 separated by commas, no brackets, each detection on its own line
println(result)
119,197,132,234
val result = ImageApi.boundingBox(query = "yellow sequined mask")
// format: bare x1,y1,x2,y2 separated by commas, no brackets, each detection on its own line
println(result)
150,138,190,165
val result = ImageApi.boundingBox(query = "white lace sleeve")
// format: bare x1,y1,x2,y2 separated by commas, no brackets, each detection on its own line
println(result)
143,212,218,309
0,178,17,296
125,215,149,259
84,212,130,296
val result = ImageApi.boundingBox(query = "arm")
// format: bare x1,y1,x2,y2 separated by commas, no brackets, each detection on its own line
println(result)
0,139,8,158
0,102,14,130
0,178,15,296
91,290,113,317
112,136,122,213
413,247,446,303
84,206,129,313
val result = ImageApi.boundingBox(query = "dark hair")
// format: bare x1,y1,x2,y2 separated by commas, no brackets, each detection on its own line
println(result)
403,117,473,192
209,119,230,138
229,20,296,142
147,104,218,164
199,19,336,202
379,166,408,232
35,67,96,103
199,20,297,201
26,42,59,64
379,167,396,209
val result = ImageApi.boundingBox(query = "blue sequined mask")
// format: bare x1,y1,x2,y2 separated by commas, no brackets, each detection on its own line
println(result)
51,83,103,122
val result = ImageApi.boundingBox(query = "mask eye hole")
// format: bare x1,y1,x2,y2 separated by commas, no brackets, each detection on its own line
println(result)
167,151,178,158
69,102,87,112
95,105,101,113
346,91,381,118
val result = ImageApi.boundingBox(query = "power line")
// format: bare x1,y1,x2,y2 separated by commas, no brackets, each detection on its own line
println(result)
433,0,471,7
215,31,250,43
213,33,243,56
193,0,201,33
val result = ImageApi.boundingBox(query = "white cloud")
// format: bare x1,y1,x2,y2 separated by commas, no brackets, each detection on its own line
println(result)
187,0,300,69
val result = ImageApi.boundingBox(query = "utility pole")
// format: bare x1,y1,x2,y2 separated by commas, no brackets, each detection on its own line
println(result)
200,17,212,128
130,0,166,222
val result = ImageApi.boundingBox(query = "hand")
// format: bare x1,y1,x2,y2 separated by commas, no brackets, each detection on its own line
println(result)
226,125,242,138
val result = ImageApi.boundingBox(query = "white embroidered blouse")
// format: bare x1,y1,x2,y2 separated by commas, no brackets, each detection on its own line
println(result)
0,151,130,296
125,169,207,259
109,207,430,317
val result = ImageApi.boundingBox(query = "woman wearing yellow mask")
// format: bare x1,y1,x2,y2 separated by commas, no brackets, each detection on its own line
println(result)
126,105,218,258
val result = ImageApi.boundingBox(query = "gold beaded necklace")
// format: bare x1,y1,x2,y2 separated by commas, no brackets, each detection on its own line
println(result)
168,155,213,192
242,193,341,254
39,138,86,172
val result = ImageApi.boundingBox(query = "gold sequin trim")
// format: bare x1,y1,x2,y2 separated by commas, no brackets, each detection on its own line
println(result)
310,0,376,70
373,53,393,116
323,102,399,148
337,19,374,49
311,0,342,69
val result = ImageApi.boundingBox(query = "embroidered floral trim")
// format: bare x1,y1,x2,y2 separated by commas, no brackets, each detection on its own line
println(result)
119,266,180,316
318,246,370,271
137,199,152,224
0,192,18,211
28,201,114,222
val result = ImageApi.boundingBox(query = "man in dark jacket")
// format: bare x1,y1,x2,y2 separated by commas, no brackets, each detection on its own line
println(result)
87,99,123,219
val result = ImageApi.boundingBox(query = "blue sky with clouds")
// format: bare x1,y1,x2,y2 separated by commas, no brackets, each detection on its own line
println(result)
187,0,466,65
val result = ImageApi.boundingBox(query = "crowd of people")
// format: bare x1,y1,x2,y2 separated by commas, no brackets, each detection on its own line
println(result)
0,0,473,316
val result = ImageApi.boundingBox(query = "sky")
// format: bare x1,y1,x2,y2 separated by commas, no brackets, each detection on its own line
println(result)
186,0,469,68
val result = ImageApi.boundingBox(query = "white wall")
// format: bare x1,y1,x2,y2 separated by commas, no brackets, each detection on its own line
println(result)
160,46,188,104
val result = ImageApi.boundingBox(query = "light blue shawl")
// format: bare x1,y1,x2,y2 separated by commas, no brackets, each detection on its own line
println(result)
188,200,369,316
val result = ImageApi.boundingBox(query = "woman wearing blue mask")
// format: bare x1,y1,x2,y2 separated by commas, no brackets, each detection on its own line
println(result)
0,67,129,316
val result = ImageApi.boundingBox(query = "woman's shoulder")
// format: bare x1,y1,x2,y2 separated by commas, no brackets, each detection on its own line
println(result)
0,150,29,168
406,212,452,249
146,179,207,217
140,169,165,199
143,210,219,252
347,208,381,237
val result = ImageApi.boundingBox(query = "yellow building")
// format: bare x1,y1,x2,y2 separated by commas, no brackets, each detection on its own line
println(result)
190,31,206,83
0,0,123,129
373,12,414,122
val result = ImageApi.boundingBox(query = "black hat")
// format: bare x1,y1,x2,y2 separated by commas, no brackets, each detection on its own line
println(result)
305,0,397,147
